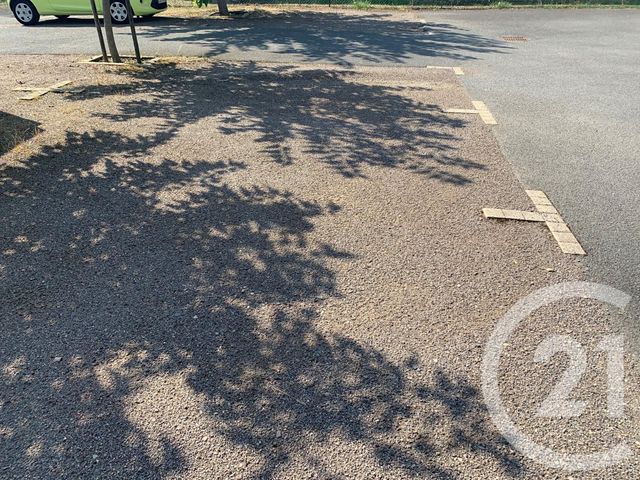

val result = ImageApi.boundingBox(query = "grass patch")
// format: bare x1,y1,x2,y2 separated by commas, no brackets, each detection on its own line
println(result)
352,0,371,7
0,113,41,157
490,1,513,7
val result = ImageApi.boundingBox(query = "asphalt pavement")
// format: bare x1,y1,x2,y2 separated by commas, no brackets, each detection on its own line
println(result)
423,9,640,338
1,6,638,329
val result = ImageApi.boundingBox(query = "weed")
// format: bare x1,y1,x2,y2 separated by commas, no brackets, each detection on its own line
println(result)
352,0,372,9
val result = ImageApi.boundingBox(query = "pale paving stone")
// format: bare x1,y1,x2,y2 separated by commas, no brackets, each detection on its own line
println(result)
443,100,496,124
535,204,558,214
522,211,545,222
14,80,73,101
479,110,497,125
502,209,525,220
471,101,497,125
532,197,553,206
425,66,463,75
558,242,587,255
552,231,578,244
443,108,478,114
483,190,585,255
484,209,544,222
525,190,549,201
482,208,504,218
542,213,563,223
546,222,570,233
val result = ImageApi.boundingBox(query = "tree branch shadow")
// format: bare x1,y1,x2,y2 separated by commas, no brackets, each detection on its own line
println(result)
130,11,511,65
80,61,486,183
1,61,520,478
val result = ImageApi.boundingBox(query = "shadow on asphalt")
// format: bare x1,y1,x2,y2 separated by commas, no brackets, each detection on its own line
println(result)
35,11,510,64
33,15,161,27
0,62,520,478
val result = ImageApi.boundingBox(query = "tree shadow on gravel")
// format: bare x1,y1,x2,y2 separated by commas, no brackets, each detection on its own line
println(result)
129,11,510,65
82,61,485,183
1,63,519,478
0,112,41,157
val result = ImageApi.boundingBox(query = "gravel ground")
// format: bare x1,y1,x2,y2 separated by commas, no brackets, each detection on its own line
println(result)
0,56,637,478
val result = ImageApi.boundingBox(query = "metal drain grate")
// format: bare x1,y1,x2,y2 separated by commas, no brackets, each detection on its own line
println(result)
502,35,528,42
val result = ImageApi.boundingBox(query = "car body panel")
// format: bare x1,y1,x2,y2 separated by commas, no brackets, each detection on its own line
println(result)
26,0,165,16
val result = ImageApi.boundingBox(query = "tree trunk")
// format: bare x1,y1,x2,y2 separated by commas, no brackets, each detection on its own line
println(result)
101,0,122,63
216,0,229,16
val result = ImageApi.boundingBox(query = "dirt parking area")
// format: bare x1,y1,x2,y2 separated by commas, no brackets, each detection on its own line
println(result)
0,55,637,478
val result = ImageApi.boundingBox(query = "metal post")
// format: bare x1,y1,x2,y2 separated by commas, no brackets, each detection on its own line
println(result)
89,0,108,62
124,0,142,64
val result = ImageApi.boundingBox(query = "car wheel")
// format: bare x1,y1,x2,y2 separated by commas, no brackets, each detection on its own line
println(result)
109,0,129,24
10,0,40,26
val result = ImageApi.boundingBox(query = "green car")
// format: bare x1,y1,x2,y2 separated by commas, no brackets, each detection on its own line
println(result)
10,0,167,25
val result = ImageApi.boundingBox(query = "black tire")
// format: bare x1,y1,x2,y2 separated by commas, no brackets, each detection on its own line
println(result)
55,15,69,19
109,0,129,24
10,0,40,26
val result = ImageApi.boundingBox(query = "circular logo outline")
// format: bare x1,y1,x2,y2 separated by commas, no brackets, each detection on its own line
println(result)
481,281,633,471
